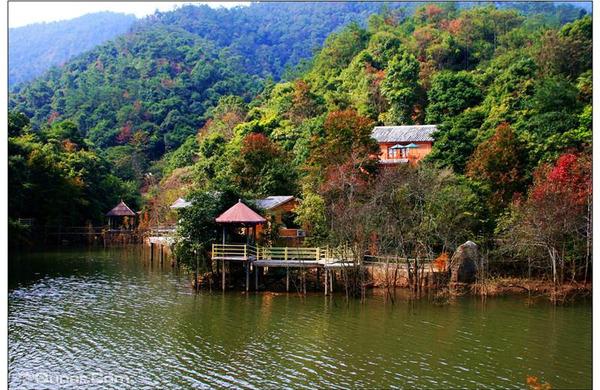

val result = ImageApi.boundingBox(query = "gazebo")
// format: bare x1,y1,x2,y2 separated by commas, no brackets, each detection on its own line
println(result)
215,200,266,291
106,200,137,229
170,197,192,209
215,199,266,244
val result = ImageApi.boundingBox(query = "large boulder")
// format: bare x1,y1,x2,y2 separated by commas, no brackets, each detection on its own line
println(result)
449,241,480,284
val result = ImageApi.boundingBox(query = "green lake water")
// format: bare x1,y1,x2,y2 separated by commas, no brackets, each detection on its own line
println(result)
9,247,592,389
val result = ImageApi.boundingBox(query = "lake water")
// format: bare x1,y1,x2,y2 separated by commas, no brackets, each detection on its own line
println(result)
9,247,592,389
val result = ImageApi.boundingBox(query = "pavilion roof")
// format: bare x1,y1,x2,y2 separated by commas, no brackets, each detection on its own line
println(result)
215,200,266,224
170,197,192,209
106,201,136,217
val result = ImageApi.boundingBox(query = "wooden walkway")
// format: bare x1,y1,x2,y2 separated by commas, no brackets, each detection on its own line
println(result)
211,244,356,293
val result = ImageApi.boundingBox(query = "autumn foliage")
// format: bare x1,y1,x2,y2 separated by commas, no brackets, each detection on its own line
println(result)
531,153,591,207
467,123,528,209
527,376,551,390
499,152,591,284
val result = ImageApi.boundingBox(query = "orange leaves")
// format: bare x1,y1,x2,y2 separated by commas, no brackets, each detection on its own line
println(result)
433,252,449,271
324,109,375,144
242,133,280,157
448,19,464,35
94,59,104,71
466,123,528,208
424,4,443,20
526,376,551,390
61,139,78,153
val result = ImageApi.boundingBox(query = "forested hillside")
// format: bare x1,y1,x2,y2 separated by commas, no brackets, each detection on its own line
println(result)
158,3,591,279
9,12,136,88
169,4,591,198
9,2,592,275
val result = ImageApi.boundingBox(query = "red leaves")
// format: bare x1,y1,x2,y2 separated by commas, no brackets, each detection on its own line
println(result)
242,133,280,157
424,4,443,19
324,109,374,145
531,152,591,207
116,122,132,144
47,111,60,125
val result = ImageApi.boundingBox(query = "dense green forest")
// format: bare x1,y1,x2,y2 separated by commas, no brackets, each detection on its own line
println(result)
9,12,136,88
162,3,592,283
8,2,592,283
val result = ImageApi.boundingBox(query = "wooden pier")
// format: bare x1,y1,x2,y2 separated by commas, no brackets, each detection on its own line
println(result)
211,243,356,294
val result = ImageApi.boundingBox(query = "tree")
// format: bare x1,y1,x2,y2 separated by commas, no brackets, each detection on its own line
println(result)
44,120,85,147
174,190,239,285
294,189,328,245
230,133,297,197
425,71,482,123
8,111,30,137
306,109,379,187
466,123,529,210
380,51,420,124
426,107,485,173
498,152,591,286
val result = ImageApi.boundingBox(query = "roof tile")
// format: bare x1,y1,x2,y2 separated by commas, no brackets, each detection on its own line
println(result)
372,125,437,143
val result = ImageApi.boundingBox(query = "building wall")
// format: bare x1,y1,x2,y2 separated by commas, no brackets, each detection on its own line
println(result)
378,141,433,164
256,199,302,241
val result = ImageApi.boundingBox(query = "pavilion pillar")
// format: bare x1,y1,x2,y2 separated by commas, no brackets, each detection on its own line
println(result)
222,261,226,291
245,261,250,292
325,269,329,296
255,265,259,291
316,268,320,289
286,266,290,292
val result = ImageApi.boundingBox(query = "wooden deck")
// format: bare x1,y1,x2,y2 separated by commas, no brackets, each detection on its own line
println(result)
211,243,358,293
211,244,356,267
211,244,434,293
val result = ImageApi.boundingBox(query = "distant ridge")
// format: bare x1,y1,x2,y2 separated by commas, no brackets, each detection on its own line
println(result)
9,11,136,88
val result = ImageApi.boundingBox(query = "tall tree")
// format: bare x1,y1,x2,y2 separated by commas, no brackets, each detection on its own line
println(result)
380,51,421,124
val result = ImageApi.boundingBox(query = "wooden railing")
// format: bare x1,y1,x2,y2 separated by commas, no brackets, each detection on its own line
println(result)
212,244,257,260
211,244,358,264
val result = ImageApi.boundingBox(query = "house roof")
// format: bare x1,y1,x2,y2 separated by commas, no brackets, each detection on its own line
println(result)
215,200,266,224
170,197,192,209
252,195,296,210
106,201,136,217
372,125,437,143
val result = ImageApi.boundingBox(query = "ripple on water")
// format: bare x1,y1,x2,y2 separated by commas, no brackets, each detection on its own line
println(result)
8,249,593,389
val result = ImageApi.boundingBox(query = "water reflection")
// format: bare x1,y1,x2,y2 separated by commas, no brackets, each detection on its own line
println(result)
9,248,592,389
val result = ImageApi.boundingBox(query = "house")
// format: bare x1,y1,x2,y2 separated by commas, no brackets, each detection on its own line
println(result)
372,125,437,164
251,196,304,244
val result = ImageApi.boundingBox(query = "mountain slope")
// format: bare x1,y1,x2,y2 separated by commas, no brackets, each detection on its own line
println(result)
9,12,136,88
9,2,589,185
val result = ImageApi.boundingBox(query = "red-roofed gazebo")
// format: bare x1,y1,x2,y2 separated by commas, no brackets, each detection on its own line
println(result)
214,200,266,291
216,199,266,224
215,200,265,244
